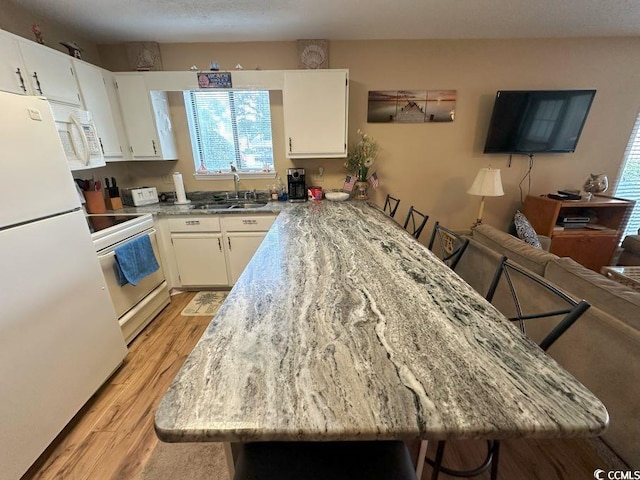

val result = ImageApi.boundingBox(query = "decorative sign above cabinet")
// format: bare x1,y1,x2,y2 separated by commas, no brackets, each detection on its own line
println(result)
197,72,233,89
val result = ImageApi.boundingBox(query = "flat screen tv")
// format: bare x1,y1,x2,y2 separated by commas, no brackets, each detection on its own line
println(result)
483,90,596,154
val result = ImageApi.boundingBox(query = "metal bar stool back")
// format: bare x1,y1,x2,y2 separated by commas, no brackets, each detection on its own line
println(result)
427,221,470,270
403,206,429,239
383,194,401,218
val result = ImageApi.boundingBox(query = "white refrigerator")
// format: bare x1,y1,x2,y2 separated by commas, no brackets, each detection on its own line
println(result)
0,92,128,479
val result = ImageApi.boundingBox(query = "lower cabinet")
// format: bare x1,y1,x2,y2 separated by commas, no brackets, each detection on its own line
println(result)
171,233,228,286
160,213,276,288
222,215,276,286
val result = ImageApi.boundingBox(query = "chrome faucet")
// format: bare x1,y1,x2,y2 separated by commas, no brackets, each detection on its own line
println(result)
233,173,240,197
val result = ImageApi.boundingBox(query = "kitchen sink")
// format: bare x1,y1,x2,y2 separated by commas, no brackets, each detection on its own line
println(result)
229,202,268,209
192,202,267,210
193,203,235,210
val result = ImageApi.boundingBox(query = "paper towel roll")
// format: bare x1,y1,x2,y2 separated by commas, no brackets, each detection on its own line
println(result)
173,172,190,204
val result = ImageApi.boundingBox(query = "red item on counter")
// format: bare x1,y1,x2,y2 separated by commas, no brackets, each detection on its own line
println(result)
308,186,323,201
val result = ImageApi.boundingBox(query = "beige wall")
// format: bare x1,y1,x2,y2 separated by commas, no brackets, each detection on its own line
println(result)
0,2,101,65
97,37,640,232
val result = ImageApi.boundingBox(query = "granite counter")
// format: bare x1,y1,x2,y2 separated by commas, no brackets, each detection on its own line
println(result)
155,200,608,443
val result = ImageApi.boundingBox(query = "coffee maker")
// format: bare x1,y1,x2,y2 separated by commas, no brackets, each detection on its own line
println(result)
287,168,307,202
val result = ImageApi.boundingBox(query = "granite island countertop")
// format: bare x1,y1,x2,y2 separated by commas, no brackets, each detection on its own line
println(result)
155,200,608,443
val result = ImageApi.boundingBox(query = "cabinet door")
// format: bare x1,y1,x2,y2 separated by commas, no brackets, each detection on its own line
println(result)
283,70,348,158
149,90,178,159
114,74,160,158
171,233,228,286
225,232,266,285
18,40,81,106
0,32,30,95
550,234,618,272
73,61,123,158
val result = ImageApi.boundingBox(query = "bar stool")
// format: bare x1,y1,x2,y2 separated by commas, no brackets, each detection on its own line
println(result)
422,257,591,480
403,206,429,239
383,194,401,218
427,221,470,270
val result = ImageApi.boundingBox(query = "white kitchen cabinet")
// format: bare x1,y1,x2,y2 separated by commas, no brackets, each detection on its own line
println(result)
161,214,276,288
0,31,29,95
165,216,228,287
171,233,228,286
73,60,124,159
283,69,348,159
114,73,178,160
225,233,267,284
17,37,81,106
222,215,276,285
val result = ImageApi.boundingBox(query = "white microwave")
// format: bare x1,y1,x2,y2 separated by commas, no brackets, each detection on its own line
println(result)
49,101,105,171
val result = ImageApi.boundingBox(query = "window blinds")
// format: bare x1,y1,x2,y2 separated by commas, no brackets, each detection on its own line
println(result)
185,90,274,173
614,110,640,237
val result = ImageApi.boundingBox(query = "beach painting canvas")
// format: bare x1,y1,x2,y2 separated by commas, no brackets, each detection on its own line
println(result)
367,90,456,123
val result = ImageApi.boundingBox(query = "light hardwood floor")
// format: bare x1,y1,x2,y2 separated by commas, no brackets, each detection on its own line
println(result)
24,291,623,480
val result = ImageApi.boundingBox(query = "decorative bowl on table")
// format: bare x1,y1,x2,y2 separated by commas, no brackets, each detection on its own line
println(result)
325,191,350,202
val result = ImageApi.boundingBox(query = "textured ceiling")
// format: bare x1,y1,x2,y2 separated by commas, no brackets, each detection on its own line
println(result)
9,0,640,43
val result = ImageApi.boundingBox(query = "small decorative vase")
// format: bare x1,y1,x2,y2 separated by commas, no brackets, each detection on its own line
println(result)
354,181,369,200
583,173,609,194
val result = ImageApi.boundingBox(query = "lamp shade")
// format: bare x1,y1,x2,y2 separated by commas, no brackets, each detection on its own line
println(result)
467,167,504,197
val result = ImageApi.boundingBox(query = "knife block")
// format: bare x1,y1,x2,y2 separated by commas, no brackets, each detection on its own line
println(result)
105,196,123,210
83,190,106,214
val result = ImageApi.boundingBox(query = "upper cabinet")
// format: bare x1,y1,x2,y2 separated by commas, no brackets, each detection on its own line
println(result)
114,73,178,160
15,39,81,106
283,69,349,158
73,60,126,159
0,32,29,95
0,30,80,106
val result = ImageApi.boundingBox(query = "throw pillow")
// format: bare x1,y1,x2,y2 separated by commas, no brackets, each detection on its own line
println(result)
513,210,543,249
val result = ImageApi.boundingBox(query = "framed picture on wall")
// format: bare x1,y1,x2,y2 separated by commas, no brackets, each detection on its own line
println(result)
367,90,456,123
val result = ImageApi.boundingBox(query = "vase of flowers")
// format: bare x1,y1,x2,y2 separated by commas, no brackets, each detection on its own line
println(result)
345,129,379,200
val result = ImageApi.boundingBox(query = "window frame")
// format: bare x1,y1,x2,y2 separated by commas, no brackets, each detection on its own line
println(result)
183,89,276,180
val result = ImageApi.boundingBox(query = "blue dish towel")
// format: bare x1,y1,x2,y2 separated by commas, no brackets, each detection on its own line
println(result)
114,234,160,286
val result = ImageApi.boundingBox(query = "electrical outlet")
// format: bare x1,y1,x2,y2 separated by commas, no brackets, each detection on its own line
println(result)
162,175,173,184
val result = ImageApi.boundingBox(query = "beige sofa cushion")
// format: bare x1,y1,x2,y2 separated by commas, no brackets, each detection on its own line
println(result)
455,239,506,298
545,257,640,331
472,224,558,276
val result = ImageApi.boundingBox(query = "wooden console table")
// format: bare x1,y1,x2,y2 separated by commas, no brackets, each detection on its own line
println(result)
522,194,635,272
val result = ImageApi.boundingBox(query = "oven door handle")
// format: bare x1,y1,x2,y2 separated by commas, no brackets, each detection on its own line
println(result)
97,228,157,257
97,250,116,260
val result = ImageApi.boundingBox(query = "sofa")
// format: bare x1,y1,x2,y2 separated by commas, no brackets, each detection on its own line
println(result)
455,223,640,469
618,234,640,266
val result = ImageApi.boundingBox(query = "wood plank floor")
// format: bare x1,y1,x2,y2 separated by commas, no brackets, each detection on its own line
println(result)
23,291,624,480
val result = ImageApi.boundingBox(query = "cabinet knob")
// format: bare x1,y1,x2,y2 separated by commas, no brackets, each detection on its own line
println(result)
289,137,292,152
218,238,222,252
152,140,157,154
185,220,200,226
228,237,232,251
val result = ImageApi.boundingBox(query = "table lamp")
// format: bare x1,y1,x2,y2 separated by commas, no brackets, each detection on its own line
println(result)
467,167,504,227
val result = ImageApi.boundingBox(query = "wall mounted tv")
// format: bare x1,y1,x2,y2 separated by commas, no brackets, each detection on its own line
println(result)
483,90,596,154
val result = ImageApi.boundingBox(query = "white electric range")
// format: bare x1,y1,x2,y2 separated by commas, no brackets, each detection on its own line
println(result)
87,213,170,344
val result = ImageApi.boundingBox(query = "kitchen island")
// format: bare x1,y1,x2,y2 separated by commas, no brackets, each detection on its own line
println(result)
155,201,607,451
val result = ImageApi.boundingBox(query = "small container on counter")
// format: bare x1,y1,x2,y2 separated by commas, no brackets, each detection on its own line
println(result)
308,186,323,201
270,185,279,201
